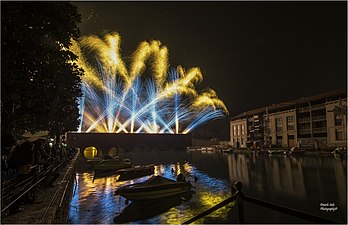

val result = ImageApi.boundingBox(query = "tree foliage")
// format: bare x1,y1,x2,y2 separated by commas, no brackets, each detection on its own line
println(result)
1,2,84,135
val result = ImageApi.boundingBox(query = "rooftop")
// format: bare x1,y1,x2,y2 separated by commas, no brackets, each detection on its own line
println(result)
231,89,347,120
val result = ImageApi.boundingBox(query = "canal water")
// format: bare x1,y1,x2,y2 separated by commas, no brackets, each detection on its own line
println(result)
68,151,347,224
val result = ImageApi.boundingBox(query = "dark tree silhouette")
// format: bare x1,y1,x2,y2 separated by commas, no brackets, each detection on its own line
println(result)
1,2,84,137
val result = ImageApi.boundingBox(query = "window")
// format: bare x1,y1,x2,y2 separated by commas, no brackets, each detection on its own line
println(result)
276,118,283,132
233,126,237,136
336,129,344,140
276,135,283,146
335,116,343,126
237,125,241,135
287,116,294,130
242,124,245,135
286,116,294,123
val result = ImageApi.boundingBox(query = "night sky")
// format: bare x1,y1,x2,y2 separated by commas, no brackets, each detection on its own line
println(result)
73,1,347,138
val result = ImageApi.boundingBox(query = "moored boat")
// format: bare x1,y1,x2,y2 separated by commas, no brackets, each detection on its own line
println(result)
267,150,284,155
221,147,233,153
186,146,200,151
117,165,155,181
114,175,194,201
94,158,133,172
290,147,306,156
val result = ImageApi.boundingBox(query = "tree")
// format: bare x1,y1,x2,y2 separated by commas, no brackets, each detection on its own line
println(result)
1,2,84,137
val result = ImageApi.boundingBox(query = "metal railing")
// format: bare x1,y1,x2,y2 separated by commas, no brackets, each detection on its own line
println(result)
298,105,325,113
298,117,311,123
1,150,78,215
182,181,342,224
312,115,326,121
39,150,78,224
299,128,311,134
298,115,326,123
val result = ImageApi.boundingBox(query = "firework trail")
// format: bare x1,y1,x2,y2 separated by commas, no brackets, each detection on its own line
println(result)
71,33,228,134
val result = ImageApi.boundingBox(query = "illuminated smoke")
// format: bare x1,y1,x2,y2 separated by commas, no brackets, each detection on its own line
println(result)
71,33,228,134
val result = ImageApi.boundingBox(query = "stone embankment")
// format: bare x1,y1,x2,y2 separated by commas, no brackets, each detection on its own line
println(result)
1,153,78,224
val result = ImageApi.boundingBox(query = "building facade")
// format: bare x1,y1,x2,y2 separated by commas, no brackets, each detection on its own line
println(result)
230,89,347,149
230,119,247,148
267,109,297,148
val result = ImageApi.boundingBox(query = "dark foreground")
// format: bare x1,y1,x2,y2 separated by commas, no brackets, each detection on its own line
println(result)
1,154,77,224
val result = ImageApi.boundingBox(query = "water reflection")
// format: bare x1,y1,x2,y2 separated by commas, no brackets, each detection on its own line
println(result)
226,153,346,223
69,151,346,224
114,192,194,224
69,157,233,224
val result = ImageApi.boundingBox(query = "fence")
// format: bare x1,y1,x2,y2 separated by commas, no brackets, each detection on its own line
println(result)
1,150,77,216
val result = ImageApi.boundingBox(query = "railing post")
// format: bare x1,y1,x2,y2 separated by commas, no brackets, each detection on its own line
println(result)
235,181,244,224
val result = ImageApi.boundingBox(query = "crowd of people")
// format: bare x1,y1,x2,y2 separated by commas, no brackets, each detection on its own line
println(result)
1,133,77,215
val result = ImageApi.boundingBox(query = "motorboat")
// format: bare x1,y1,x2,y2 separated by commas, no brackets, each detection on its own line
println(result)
186,146,200,151
93,157,133,172
93,164,154,181
221,147,233,153
114,175,194,201
267,149,285,155
289,147,306,156
201,147,215,152
117,165,155,181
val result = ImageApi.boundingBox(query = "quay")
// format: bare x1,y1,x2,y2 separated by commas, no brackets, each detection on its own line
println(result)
1,151,78,224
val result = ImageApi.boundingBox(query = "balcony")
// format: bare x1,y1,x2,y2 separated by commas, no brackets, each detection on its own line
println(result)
311,104,325,111
298,104,325,113
297,116,326,123
299,128,311,134
299,127,327,134
313,127,327,133
298,106,310,112
298,117,310,123
312,115,326,121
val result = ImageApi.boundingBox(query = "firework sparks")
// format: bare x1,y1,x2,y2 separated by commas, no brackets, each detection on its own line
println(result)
71,33,228,134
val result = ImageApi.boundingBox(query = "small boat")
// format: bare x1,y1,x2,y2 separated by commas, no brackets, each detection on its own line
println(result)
94,158,133,172
186,146,200,151
331,147,347,159
117,165,155,181
221,147,233,153
114,175,194,201
267,150,284,155
290,147,306,156
201,147,215,151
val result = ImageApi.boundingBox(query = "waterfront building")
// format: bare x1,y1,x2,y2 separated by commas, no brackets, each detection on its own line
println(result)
230,89,347,148
230,118,247,148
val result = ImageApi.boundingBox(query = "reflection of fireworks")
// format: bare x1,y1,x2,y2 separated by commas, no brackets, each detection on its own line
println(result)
71,33,228,134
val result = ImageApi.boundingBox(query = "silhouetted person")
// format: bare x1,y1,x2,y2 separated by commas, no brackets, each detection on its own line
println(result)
2,134,19,181
1,134,32,214
32,139,60,188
